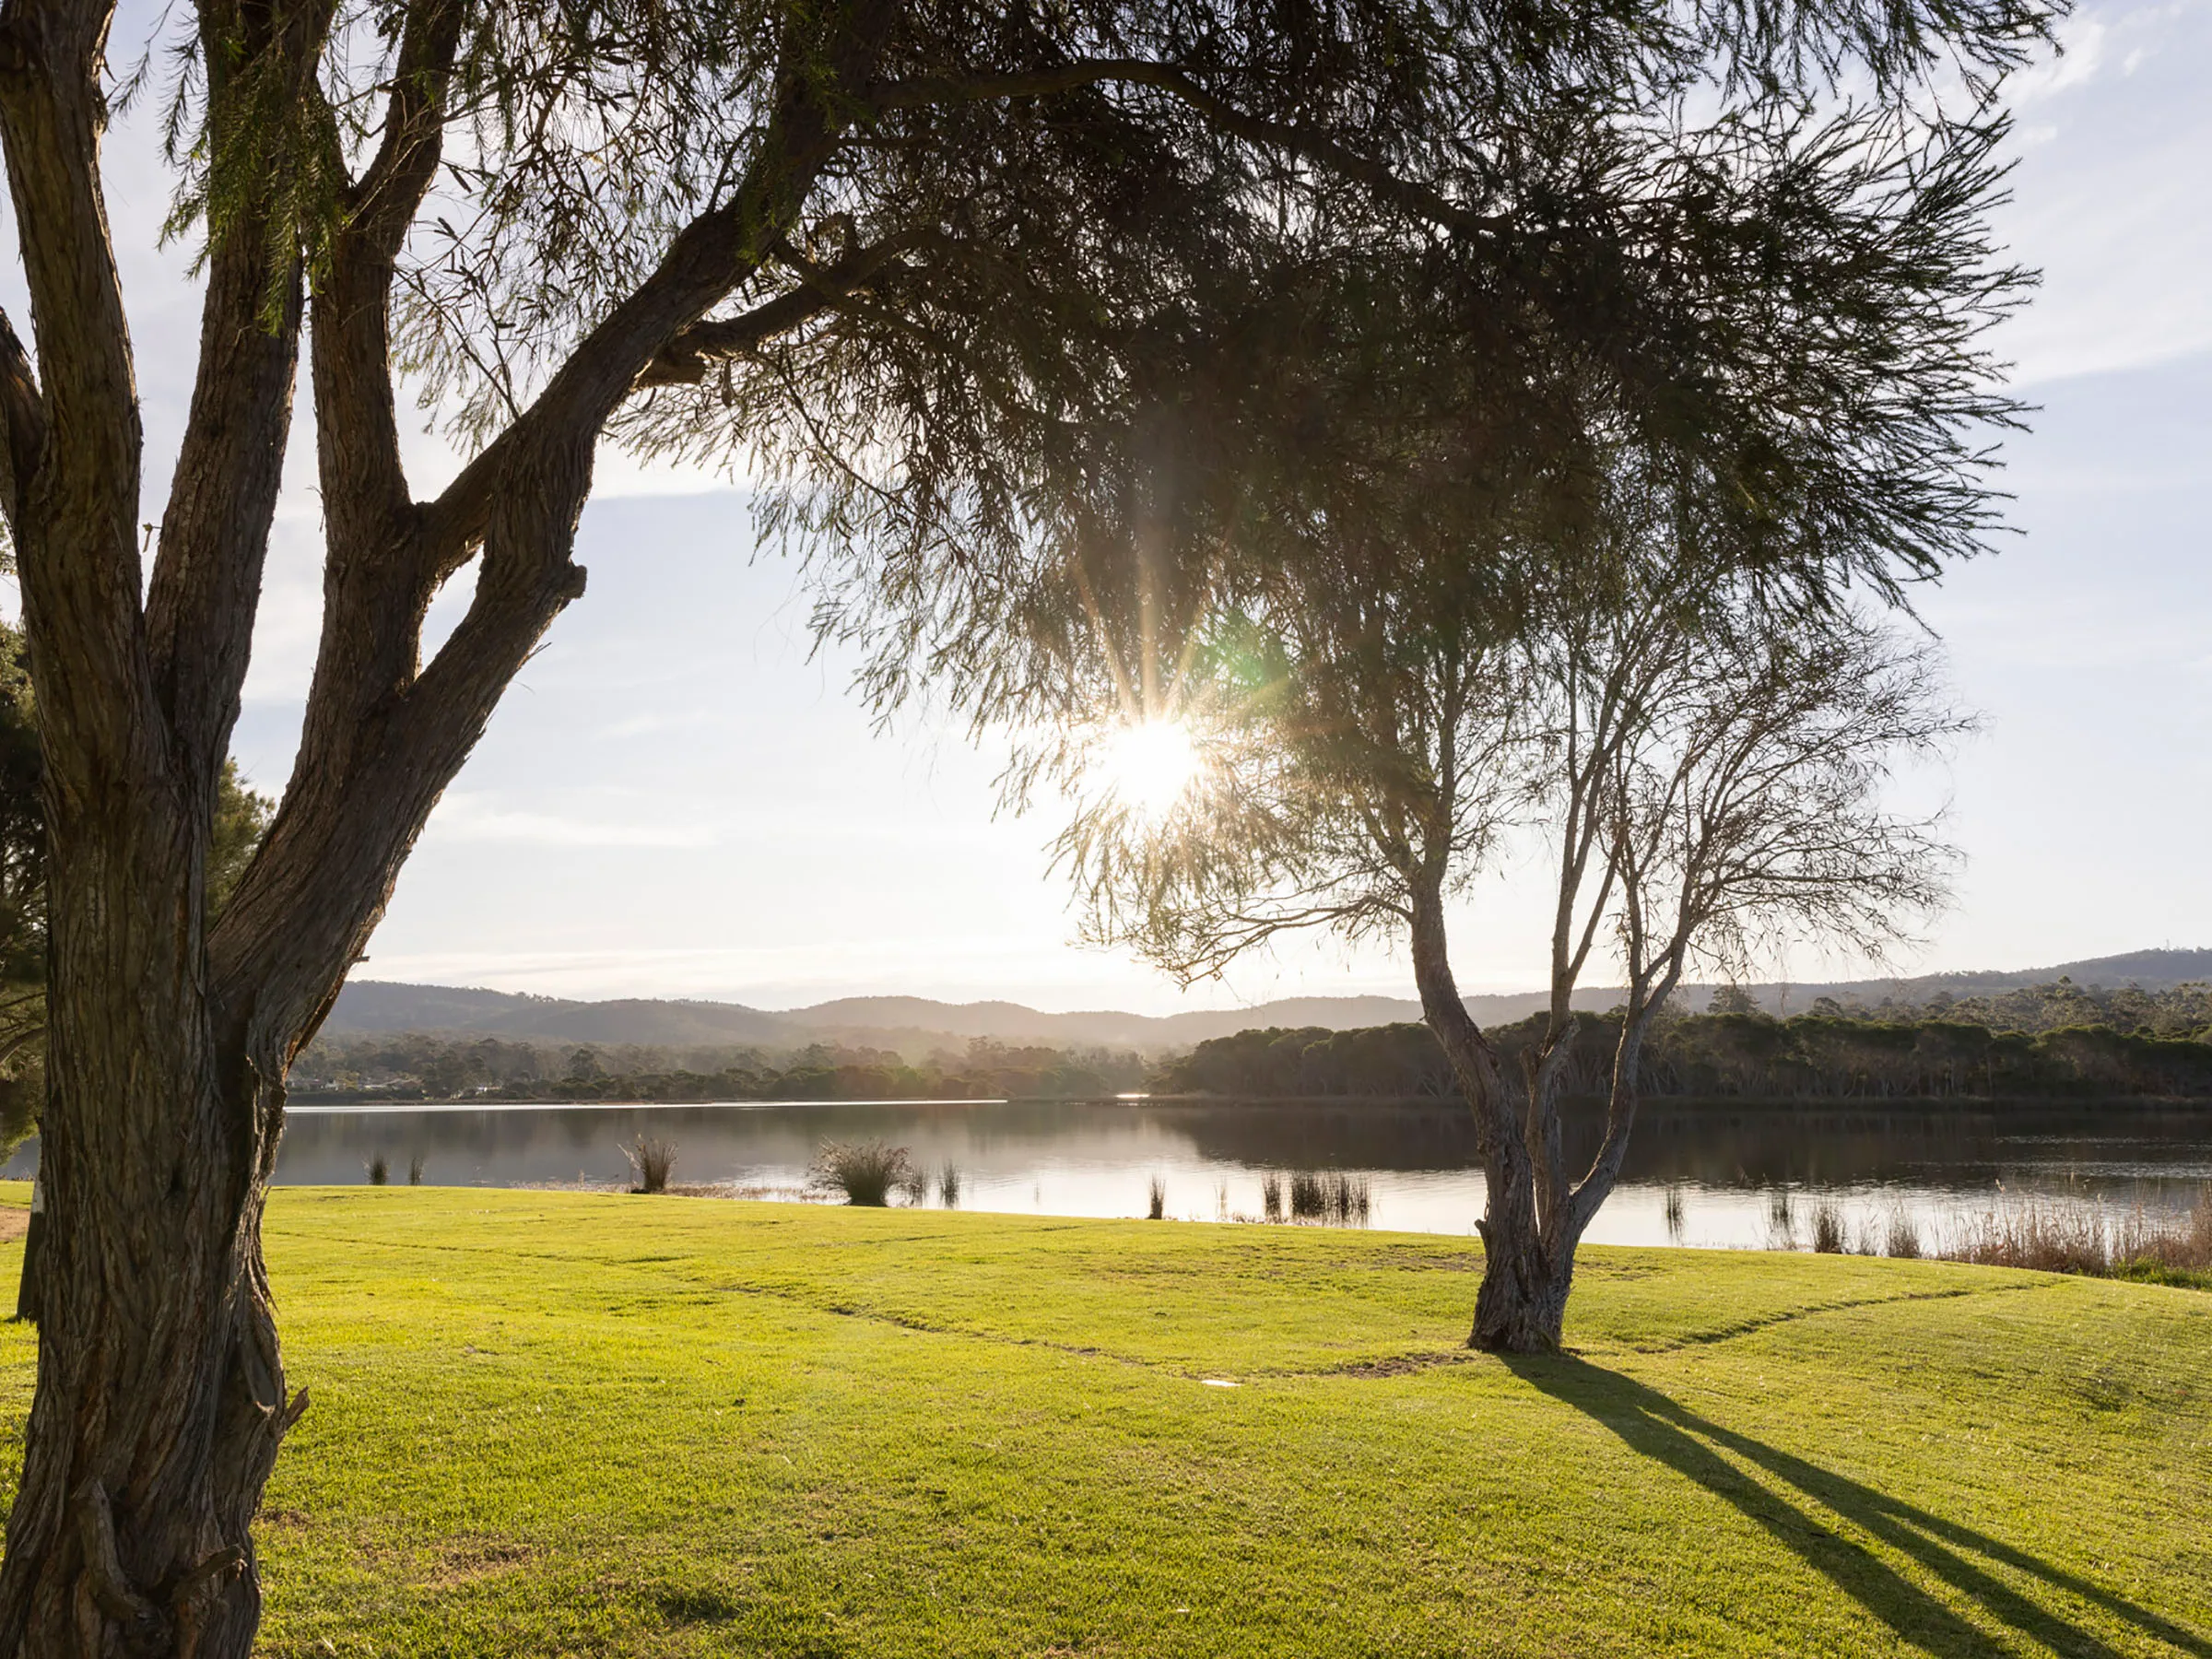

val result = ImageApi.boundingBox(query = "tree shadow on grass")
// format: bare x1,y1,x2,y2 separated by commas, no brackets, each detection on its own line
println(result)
1506,1355,2211,1658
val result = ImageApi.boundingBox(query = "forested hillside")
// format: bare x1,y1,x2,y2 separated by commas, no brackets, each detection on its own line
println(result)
292,1033,1148,1104
1159,982,2212,1101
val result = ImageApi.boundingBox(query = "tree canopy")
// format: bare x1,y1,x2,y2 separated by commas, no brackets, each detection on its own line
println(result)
0,0,2065,1645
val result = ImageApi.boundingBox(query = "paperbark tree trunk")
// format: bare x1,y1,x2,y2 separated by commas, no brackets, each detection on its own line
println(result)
1,962,300,1655
1408,886,1567,1350
1408,886,1658,1353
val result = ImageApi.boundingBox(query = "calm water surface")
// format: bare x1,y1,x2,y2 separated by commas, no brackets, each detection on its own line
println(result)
16,1097,2201,1251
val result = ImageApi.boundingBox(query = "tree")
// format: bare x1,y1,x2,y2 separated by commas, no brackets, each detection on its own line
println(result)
1456,573,1964,1347
0,621,39,1139
0,0,2052,1648
1053,491,1967,1348
807,61,2034,1351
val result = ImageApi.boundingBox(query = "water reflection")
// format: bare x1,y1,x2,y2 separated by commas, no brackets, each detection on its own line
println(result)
6,1098,2208,1250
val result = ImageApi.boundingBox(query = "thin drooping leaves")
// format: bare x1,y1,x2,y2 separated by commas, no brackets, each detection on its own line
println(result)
0,0,2061,1638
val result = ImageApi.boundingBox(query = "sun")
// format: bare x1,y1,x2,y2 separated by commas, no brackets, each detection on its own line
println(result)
1097,719,1201,819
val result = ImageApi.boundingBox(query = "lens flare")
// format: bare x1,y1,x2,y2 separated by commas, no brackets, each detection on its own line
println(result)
1097,719,1200,819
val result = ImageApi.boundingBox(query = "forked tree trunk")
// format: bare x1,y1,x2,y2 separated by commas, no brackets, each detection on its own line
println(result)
1467,1141,1574,1351
0,321,312,1656
1409,890,1560,1350
1410,890,1649,1354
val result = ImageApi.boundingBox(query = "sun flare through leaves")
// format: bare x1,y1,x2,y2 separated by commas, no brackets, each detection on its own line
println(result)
1096,719,1203,821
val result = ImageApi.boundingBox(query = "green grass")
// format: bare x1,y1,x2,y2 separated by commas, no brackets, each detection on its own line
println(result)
2,1185,2209,1657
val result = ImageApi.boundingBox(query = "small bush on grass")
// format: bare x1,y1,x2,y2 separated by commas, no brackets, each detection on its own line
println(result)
1885,1211,1923,1259
625,1135,677,1194
812,1140,912,1206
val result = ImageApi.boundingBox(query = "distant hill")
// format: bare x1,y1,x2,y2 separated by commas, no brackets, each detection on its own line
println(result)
1799,948,2212,1002
320,982,1597,1052
323,946,2210,1052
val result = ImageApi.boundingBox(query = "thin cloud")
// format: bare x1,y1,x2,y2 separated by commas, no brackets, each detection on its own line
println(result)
428,793,715,849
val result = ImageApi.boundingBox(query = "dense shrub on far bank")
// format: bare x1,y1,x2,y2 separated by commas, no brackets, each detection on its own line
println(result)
1157,1011,2212,1101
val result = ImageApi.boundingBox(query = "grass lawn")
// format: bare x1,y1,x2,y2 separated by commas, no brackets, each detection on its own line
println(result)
1,1186,2208,1657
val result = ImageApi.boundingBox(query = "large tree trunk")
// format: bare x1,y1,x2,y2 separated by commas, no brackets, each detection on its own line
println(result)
0,0,322,1634
1,962,300,1655
1467,1141,1573,1351
1408,888,1569,1351
1408,885,1646,1354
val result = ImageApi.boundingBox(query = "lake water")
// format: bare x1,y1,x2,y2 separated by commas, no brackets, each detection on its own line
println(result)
13,1097,2201,1251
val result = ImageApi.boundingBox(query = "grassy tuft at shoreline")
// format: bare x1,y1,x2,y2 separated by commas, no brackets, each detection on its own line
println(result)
1,1186,2208,1656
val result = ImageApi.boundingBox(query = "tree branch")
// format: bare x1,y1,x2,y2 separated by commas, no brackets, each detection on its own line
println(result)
214,0,901,1058
346,0,465,263
634,234,922,388
0,0,160,791
145,0,340,803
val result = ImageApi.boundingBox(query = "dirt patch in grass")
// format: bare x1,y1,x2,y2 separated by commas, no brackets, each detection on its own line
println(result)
0,1208,27,1244
428,1539,535,1586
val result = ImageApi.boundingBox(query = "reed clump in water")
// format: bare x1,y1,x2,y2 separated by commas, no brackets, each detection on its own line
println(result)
1261,1172,1283,1224
1939,1191,2212,1284
1147,1175,1167,1220
935,1164,961,1207
1287,1171,1371,1228
810,1140,912,1206
625,1135,677,1194
1809,1200,1847,1254
366,1154,389,1186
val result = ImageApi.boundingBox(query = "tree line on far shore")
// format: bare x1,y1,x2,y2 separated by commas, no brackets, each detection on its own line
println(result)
281,976,2212,1108
1159,986,2212,1103
288,1034,1149,1106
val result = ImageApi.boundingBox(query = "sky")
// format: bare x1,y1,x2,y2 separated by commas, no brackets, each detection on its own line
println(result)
5,0,2209,1014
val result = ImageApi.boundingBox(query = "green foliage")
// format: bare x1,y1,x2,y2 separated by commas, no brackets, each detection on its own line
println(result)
0,626,40,990
1819,976,2212,1039
159,0,349,319
3,1190,2206,1655
1708,984,1759,1017
1156,1025,1460,1099
208,758,276,917
291,1032,1148,1102
1161,1007,2212,1100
